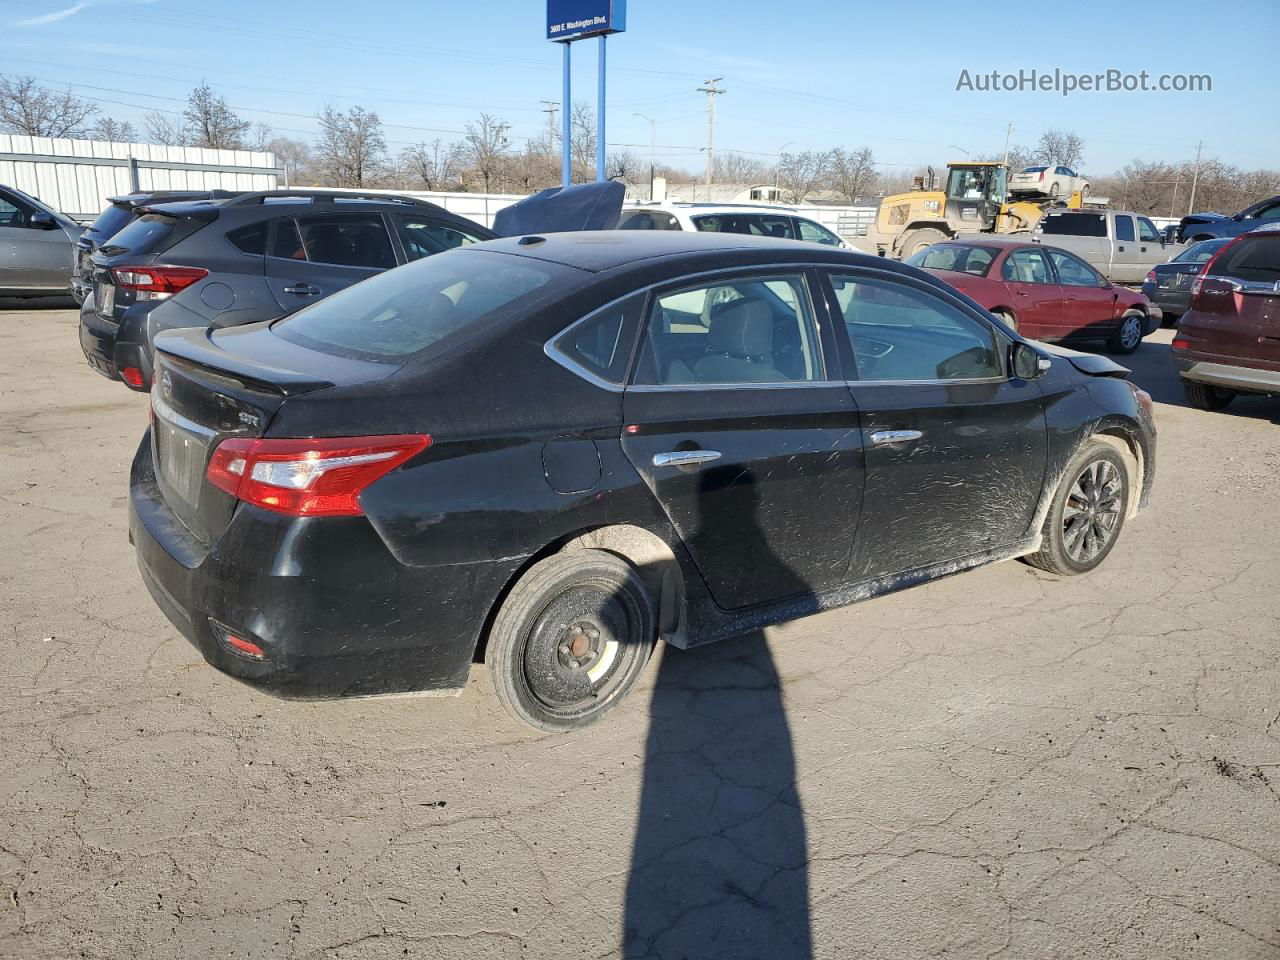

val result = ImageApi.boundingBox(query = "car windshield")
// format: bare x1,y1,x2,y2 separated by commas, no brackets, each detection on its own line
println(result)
1212,235,1280,283
1173,239,1229,264
906,244,998,277
272,248,583,361
1040,214,1107,238
945,167,1003,200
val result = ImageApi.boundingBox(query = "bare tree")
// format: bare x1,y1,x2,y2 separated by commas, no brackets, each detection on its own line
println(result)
463,114,510,192
400,139,465,191
713,151,770,184
246,122,274,152
776,150,831,204
89,117,137,143
183,82,250,150
264,137,315,185
0,75,98,138
569,101,595,180
1033,129,1085,169
827,146,877,203
316,105,386,187
144,112,188,146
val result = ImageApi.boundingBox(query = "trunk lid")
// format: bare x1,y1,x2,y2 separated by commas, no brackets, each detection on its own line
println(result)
150,324,397,544
1181,233,1280,366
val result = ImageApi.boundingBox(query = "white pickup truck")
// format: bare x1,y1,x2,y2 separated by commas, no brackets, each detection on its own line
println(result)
1032,210,1180,285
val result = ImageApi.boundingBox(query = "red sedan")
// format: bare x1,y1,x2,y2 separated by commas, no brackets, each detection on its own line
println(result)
907,240,1157,354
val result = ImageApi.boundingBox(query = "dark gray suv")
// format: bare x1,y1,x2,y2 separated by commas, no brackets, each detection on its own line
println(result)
79,191,496,389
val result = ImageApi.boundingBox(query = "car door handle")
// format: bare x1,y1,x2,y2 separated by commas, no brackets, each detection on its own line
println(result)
870,430,923,445
282,283,321,296
652,449,721,468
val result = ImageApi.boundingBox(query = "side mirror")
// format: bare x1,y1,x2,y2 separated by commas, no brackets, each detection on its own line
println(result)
29,212,57,230
1012,341,1049,380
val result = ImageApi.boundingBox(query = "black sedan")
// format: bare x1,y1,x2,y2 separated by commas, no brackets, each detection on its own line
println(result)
131,231,1157,730
1142,238,1231,324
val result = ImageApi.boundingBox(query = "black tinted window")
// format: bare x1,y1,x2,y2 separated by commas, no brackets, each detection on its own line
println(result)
1041,214,1107,238
297,214,395,269
553,296,642,384
100,214,203,255
274,249,578,360
227,222,266,255
396,215,486,262
829,275,1001,382
1213,236,1280,283
272,219,305,260
1115,216,1135,242
88,203,136,240
1047,250,1104,287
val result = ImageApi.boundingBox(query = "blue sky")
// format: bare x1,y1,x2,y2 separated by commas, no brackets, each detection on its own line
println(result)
3,0,1277,176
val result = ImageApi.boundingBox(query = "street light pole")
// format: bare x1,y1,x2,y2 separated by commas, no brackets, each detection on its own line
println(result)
634,113,656,201
948,144,970,158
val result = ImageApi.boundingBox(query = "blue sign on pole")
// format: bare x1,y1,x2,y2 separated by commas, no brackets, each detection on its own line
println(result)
546,0,626,41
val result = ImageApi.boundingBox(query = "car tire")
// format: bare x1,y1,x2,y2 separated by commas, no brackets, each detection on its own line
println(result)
1050,182,1061,199
898,227,948,260
1080,183,1090,200
1024,441,1130,576
993,309,1018,333
1107,310,1145,354
485,550,657,732
1182,380,1236,411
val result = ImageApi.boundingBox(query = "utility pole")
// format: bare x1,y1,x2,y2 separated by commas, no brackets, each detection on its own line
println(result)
540,100,559,144
774,141,795,198
1169,175,1181,219
1187,140,1203,216
634,113,656,201
697,77,725,201
1001,121,1014,168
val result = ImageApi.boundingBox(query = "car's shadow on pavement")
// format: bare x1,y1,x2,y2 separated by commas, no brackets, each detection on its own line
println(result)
1123,340,1280,423
0,295,78,311
623,467,813,959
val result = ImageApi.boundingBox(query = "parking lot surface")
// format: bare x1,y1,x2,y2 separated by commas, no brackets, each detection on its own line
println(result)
2,305,1278,959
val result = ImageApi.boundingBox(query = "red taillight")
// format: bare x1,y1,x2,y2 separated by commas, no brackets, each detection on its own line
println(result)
1144,270,1156,285
1172,337,1191,350
1038,170,1045,181
121,366,145,388
111,265,208,300
206,434,431,517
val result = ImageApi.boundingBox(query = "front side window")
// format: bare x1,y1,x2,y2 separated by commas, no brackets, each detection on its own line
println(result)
274,248,579,361
1115,216,1136,243
829,274,1002,382
632,274,822,385
0,194,30,228
1001,248,1054,284
1252,202,1280,222
396,215,486,262
1047,249,1106,287
1137,218,1161,243
294,214,396,269
796,218,842,246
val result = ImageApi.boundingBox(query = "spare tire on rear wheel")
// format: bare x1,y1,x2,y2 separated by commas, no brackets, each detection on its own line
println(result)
485,550,658,732
1023,440,1131,576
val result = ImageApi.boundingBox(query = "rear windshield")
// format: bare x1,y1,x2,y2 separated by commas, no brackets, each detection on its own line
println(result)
273,248,582,361
87,203,137,241
1173,239,1228,264
1021,166,1047,173
1212,235,1280,283
99,213,207,256
906,243,998,277
1040,213,1107,238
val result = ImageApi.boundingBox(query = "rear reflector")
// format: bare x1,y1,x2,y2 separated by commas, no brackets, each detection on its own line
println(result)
121,366,145,388
206,434,431,517
111,265,208,301
210,620,268,660
1172,337,1191,350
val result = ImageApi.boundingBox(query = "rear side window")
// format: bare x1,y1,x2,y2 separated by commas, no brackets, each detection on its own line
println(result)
227,222,267,255
99,213,206,256
1040,214,1107,238
274,249,579,360
296,214,396,269
551,295,643,385
1115,216,1135,242
908,244,996,276
1213,236,1280,283
272,219,305,259
618,210,682,231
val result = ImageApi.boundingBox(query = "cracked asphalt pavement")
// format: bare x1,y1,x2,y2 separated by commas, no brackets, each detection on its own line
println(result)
2,304,1278,959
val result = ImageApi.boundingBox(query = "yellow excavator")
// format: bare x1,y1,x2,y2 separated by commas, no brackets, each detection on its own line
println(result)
869,161,1095,260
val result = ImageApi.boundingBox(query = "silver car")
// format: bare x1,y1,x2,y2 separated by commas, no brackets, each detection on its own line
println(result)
1009,165,1090,200
0,185,83,298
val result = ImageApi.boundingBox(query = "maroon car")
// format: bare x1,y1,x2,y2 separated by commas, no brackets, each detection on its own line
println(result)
907,240,1157,354
1171,225,1280,410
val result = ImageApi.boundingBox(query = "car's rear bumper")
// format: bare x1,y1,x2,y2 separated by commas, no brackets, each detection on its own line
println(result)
79,299,153,388
129,435,499,698
1174,355,1280,395
1143,288,1191,318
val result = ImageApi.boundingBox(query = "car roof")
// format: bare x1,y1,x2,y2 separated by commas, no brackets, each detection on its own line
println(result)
473,230,874,273
629,202,801,215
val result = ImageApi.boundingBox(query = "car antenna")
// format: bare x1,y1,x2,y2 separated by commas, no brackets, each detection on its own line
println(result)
518,235,547,245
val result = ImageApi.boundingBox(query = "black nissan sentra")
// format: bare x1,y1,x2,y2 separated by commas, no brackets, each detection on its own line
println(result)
132,229,1156,731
